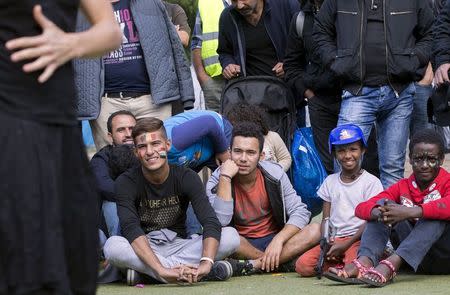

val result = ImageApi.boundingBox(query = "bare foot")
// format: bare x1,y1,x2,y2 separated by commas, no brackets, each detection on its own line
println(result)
328,256,373,278
362,254,401,284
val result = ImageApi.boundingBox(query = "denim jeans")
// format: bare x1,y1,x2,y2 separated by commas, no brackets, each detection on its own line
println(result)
358,219,450,274
410,83,433,137
338,84,415,188
102,201,121,236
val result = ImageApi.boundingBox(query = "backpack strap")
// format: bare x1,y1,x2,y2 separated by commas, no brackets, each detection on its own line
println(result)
296,10,305,39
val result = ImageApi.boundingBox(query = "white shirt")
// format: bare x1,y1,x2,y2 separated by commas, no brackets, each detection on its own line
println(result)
318,170,383,237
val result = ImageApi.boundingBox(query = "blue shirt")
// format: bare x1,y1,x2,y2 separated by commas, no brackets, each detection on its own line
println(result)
165,111,232,169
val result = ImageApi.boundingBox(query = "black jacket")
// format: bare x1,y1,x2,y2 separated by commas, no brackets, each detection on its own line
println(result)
284,2,341,106
217,0,300,72
433,0,450,69
314,0,434,96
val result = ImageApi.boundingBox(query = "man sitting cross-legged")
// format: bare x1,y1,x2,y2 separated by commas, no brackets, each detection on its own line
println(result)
207,122,320,275
103,118,240,285
325,129,450,287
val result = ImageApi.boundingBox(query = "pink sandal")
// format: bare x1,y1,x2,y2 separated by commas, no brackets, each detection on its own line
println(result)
323,259,371,284
360,259,397,287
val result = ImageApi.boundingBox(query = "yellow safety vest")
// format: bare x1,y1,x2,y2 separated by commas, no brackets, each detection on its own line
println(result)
198,0,224,77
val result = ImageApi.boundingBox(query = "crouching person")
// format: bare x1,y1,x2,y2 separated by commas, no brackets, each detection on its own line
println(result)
296,124,383,277
207,122,320,276
104,118,240,286
325,129,450,287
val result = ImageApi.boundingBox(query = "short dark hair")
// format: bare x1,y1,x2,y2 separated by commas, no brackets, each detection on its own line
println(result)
109,145,139,179
409,129,446,159
224,102,270,135
107,110,136,133
231,122,265,152
131,117,167,141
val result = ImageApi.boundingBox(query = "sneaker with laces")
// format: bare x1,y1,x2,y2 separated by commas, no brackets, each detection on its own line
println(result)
126,268,142,286
226,259,258,276
202,260,233,281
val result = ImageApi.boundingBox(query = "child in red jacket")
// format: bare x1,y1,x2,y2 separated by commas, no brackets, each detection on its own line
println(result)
325,129,450,287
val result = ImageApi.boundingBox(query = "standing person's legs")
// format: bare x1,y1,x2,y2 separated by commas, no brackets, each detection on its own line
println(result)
410,83,433,137
89,96,128,150
376,84,414,188
337,88,379,159
131,94,172,121
308,95,341,174
202,76,225,112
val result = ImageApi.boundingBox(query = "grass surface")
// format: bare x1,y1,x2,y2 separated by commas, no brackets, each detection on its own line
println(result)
97,273,450,295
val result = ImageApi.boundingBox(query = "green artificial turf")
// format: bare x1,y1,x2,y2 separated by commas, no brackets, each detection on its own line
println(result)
97,273,450,295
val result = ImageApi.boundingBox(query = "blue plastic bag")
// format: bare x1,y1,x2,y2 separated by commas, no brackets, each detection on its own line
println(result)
291,127,327,217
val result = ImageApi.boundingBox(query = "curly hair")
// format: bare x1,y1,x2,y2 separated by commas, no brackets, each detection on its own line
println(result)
231,122,265,153
109,145,139,179
409,129,446,159
224,102,270,135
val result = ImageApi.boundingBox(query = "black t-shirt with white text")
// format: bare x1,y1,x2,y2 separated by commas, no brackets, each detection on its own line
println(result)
115,165,221,243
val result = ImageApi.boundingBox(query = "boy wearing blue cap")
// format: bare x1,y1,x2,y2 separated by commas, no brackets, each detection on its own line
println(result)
295,124,383,277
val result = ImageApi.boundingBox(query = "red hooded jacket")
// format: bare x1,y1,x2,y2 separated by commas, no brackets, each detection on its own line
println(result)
355,168,450,221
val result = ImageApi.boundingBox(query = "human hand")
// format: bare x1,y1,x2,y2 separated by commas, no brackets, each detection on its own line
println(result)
304,89,315,100
158,265,196,285
418,63,433,86
434,63,450,86
215,150,230,166
326,240,348,261
193,261,212,282
272,62,284,78
6,5,79,83
380,204,422,226
220,159,239,178
223,64,241,80
261,237,283,272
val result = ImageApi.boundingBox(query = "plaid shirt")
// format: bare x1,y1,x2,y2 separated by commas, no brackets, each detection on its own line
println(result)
191,0,230,50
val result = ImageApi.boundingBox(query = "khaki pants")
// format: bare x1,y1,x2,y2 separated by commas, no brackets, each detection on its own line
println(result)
90,94,172,149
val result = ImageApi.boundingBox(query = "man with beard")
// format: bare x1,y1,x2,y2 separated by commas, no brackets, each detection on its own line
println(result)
217,0,300,80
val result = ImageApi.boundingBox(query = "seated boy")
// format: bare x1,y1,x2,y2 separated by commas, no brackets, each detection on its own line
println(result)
325,129,450,287
296,124,383,277
207,122,320,275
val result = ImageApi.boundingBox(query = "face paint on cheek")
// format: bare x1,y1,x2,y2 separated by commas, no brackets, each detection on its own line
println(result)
157,147,167,158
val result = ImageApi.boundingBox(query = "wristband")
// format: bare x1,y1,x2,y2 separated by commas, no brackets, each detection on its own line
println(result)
220,174,233,181
200,257,214,265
